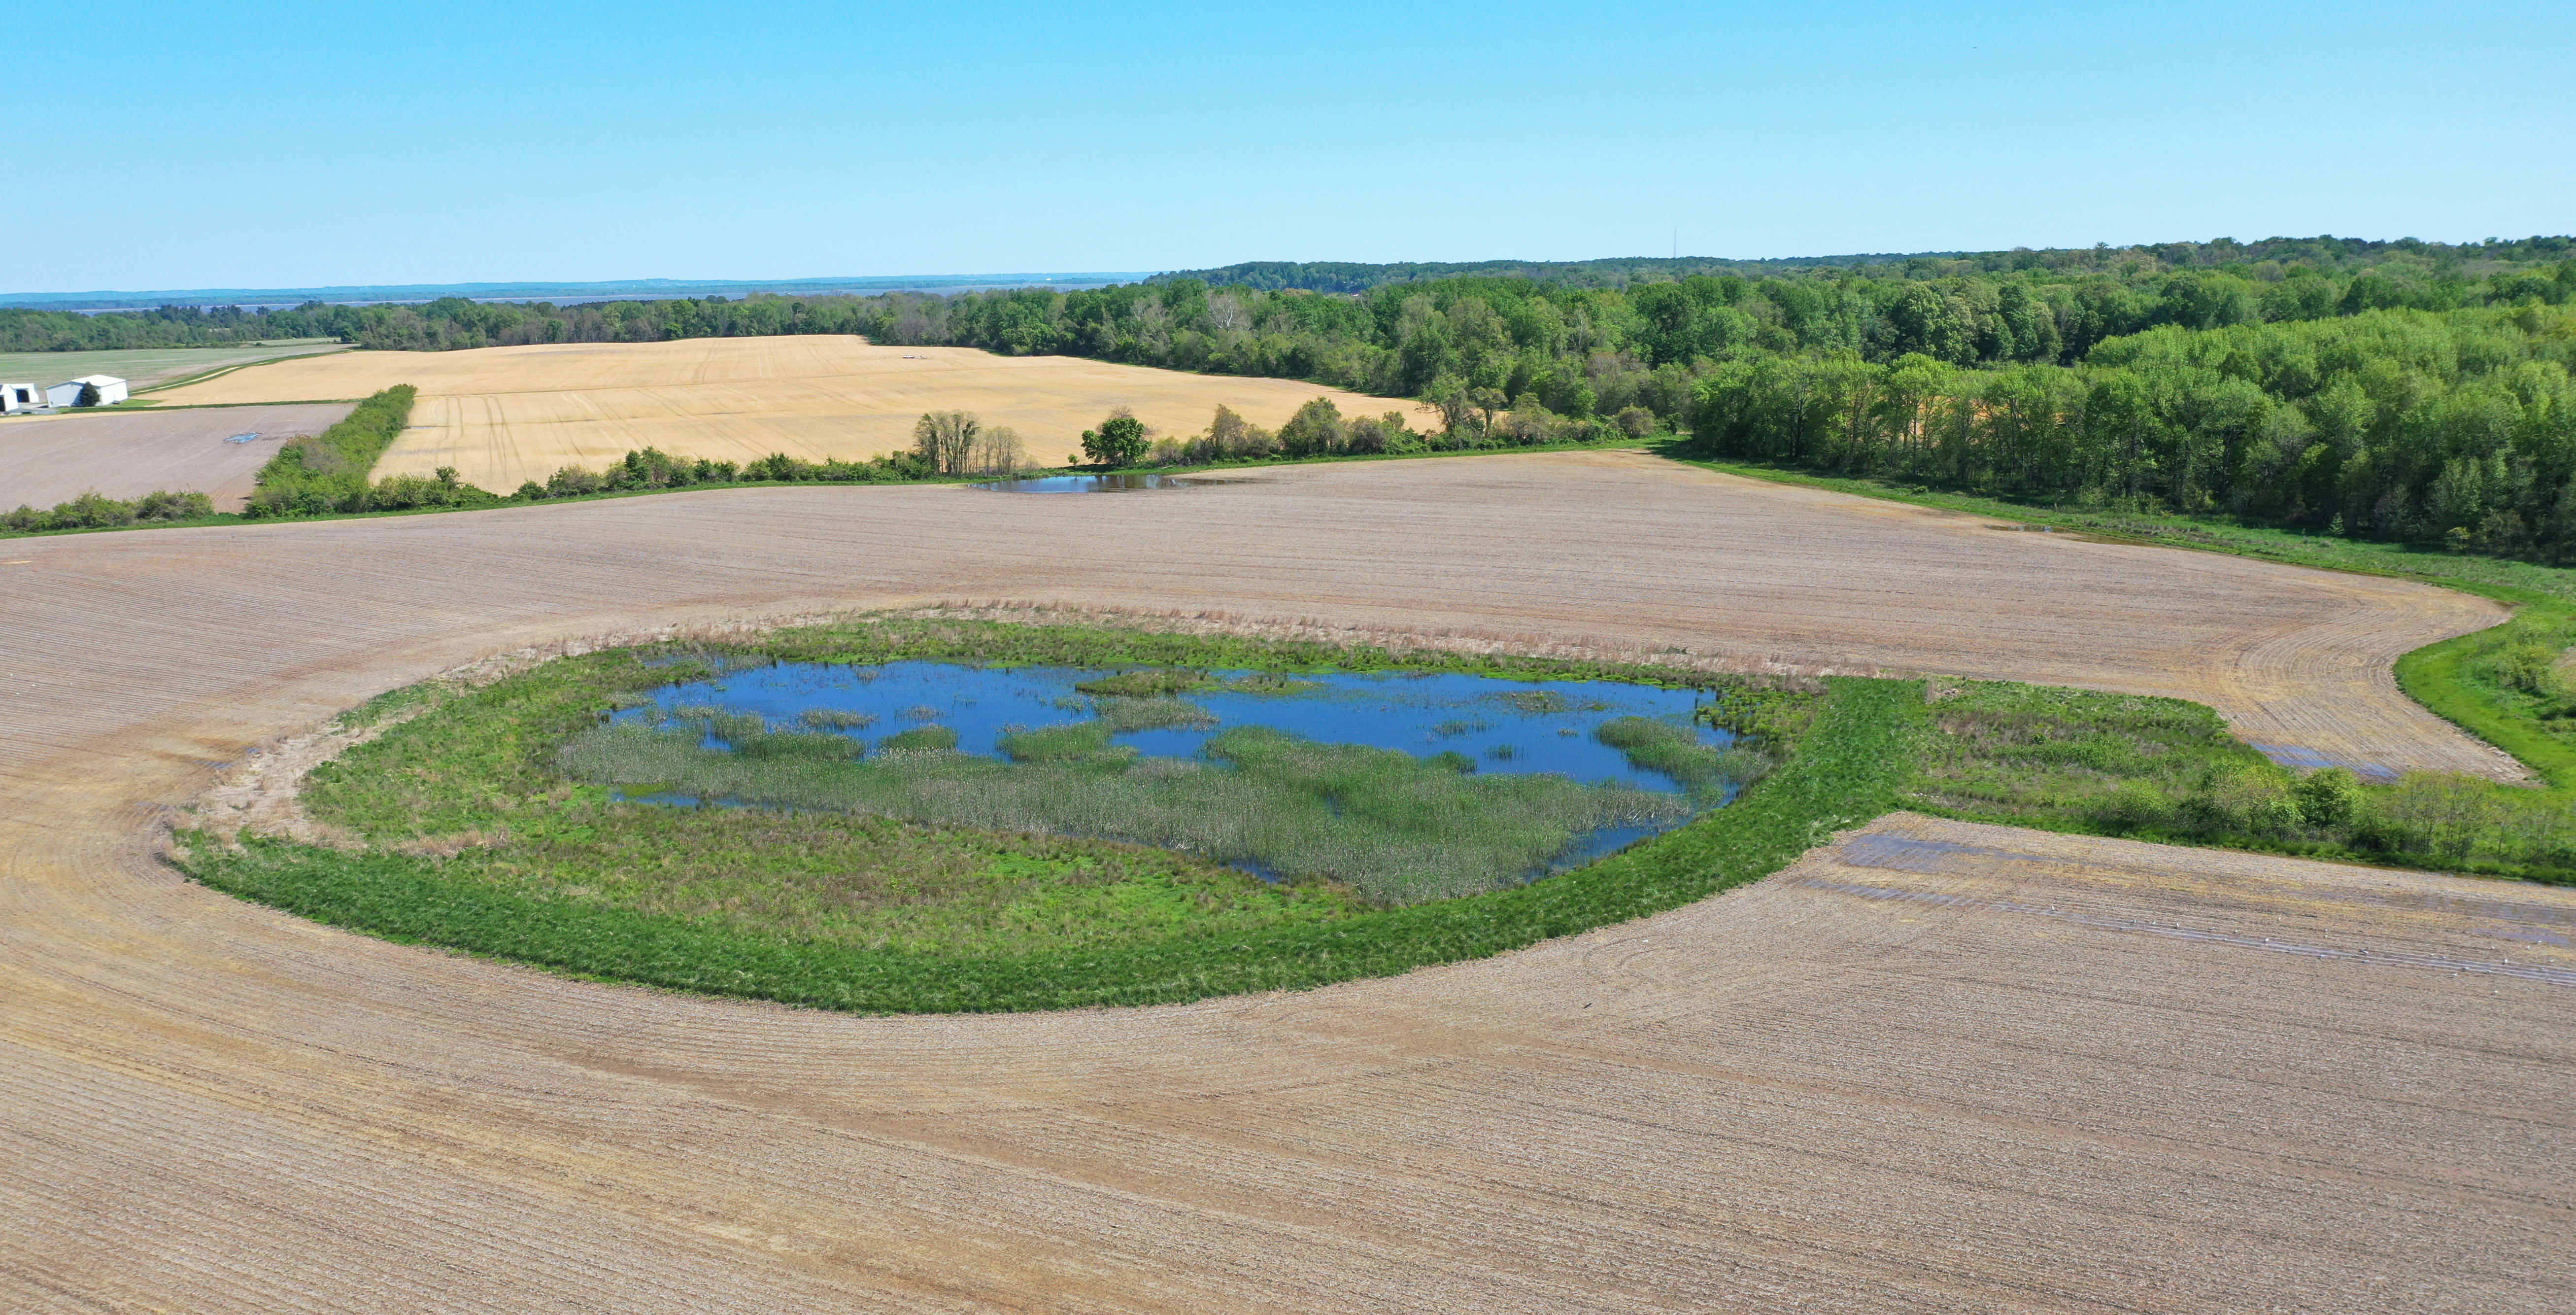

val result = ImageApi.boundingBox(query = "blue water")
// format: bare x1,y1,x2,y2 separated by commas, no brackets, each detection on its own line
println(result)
620,660,1735,795
973,474,1197,493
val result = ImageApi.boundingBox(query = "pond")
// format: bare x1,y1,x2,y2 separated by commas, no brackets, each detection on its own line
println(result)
972,473,1197,493
571,660,1765,902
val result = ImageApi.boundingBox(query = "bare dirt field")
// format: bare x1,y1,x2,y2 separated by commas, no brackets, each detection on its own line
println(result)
0,339,347,393
1,451,2553,1312
0,403,352,511
149,335,1436,489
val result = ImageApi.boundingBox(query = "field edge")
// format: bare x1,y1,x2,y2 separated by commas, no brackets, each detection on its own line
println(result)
1661,448,2573,793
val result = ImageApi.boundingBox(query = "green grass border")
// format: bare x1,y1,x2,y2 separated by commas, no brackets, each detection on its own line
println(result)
2393,594,2576,792
1666,448,2576,795
181,675,1922,1013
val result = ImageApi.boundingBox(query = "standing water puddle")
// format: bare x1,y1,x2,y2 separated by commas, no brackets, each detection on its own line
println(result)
589,661,1760,899
972,474,1198,492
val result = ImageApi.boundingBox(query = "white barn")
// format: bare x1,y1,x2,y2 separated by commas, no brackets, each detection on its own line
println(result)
0,381,45,414
45,374,129,408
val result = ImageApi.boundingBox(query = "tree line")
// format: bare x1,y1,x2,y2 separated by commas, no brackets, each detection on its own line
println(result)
12,233,2576,561
1686,305,2576,560
11,234,2569,361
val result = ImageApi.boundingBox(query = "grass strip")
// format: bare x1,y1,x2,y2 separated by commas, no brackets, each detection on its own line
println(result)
2392,591,2576,793
182,675,1923,1014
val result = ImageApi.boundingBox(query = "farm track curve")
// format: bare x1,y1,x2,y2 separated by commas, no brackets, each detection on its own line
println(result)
3,450,2564,1312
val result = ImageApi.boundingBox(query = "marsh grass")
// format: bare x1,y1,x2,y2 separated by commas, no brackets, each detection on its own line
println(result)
798,708,878,730
1091,696,1218,733
880,725,959,752
1076,669,1206,697
180,674,1914,1014
1593,717,1771,795
562,717,1690,902
1910,679,2576,881
221,804,1359,957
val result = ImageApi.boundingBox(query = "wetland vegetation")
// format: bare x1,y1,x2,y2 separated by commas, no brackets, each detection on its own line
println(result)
1907,679,2575,883
566,658,1763,902
177,610,2576,1016
177,619,1860,1012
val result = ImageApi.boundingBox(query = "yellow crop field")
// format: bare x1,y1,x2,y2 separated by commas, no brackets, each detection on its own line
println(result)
150,335,1435,490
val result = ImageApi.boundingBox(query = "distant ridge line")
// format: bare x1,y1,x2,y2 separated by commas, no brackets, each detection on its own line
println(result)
0,273,1160,312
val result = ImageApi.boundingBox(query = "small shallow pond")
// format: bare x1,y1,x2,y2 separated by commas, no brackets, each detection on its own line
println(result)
972,473,1197,493
587,660,1759,900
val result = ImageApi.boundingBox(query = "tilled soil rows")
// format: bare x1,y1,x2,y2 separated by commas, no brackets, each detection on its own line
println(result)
0,403,353,511
0,451,2553,1312
149,335,1433,490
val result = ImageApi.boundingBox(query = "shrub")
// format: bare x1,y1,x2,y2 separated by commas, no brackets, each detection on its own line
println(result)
2294,767,2364,828
2491,641,2568,698
48,489,139,528
131,489,214,521
1276,398,1345,457
369,466,496,511
1082,410,1150,467
545,465,605,497
2,487,212,533
244,385,416,517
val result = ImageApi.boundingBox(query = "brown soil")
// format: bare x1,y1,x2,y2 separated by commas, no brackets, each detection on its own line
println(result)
0,450,2556,1312
148,336,1434,490
0,403,353,511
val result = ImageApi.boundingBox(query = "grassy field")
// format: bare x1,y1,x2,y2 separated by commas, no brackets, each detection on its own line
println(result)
176,619,1864,1012
0,340,346,393
149,335,1434,490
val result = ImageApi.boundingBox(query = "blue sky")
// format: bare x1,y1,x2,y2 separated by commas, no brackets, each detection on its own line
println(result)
7,0,2570,290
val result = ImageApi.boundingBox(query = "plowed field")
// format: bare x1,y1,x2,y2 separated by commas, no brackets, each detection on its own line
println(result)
148,335,1433,490
3,451,2555,1312
0,403,352,511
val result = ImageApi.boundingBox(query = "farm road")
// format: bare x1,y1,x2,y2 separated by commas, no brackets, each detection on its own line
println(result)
1,450,2558,1311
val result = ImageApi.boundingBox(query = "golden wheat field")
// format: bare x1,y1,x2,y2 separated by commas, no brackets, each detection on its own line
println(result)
150,335,1435,489
4,454,2562,1312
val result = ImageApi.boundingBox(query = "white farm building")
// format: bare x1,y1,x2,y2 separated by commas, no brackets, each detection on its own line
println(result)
0,382,45,414
44,374,129,408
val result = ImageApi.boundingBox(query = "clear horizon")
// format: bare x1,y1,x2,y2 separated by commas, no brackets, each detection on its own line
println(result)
10,0,2570,293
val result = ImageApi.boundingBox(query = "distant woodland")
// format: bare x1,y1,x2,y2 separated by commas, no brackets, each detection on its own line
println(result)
8,234,2575,559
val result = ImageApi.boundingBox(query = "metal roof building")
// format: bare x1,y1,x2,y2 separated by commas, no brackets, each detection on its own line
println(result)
44,374,129,408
